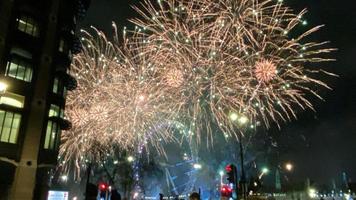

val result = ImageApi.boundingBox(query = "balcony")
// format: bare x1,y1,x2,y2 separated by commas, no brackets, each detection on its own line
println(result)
55,70,77,91
48,116,72,131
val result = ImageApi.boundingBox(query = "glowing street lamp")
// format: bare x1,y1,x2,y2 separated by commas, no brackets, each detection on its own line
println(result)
259,167,269,179
285,163,293,171
219,170,224,176
229,111,250,200
219,170,224,185
262,167,269,174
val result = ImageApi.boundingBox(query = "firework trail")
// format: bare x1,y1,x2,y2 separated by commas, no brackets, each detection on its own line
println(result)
59,24,178,175
60,0,336,175
130,0,335,142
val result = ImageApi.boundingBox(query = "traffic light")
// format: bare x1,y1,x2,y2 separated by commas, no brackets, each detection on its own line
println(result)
226,164,237,184
98,183,109,199
99,183,108,191
221,184,233,197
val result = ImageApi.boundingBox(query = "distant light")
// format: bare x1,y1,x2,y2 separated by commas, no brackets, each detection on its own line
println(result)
138,95,145,102
219,170,224,176
127,156,135,162
262,167,269,174
0,82,8,94
229,112,238,121
193,163,202,169
60,175,68,182
238,116,249,125
309,188,317,198
113,160,119,164
285,163,293,171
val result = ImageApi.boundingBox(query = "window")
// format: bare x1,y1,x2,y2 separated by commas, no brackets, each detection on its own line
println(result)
52,77,67,97
43,120,60,150
0,92,25,108
0,110,21,144
53,78,59,94
6,56,33,82
49,104,64,118
16,15,39,37
63,86,67,98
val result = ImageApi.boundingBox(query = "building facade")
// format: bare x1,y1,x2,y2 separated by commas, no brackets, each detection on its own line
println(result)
0,0,90,199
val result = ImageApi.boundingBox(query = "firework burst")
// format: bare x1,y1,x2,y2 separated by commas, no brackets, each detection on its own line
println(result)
60,0,336,173
59,25,178,175
131,0,336,140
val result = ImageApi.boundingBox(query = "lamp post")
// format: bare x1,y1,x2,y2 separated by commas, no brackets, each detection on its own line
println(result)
229,113,249,200
259,167,269,179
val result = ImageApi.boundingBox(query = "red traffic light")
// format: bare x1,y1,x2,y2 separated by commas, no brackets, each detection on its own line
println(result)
225,165,232,172
221,184,233,197
98,183,108,191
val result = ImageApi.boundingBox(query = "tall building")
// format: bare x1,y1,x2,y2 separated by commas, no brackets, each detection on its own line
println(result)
0,0,90,199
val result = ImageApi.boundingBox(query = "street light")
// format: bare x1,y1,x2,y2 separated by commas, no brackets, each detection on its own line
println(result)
262,167,269,174
285,163,293,171
229,112,249,200
259,167,269,179
219,170,224,186
219,170,224,176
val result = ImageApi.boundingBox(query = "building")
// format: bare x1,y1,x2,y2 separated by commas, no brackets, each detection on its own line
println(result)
0,0,90,199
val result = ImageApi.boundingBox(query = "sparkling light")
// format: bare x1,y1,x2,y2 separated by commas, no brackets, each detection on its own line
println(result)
59,25,177,176
131,0,335,139
254,60,278,83
60,0,335,175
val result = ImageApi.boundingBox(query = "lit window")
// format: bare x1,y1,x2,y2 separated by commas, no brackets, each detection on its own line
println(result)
16,15,39,37
48,104,64,119
52,77,67,97
0,110,21,144
6,56,33,82
0,92,25,108
53,78,59,94
44,120,60,150
49,104,60,117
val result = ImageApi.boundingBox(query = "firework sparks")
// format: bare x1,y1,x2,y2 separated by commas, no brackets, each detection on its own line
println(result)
59,25,177,176
60,0,336,174
254,59,277,83
131,0,336,139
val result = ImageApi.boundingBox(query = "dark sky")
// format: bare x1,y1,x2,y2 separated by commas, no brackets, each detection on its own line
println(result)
80,0,356,185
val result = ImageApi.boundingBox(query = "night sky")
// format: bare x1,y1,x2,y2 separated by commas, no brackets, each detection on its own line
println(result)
79,0,356,185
